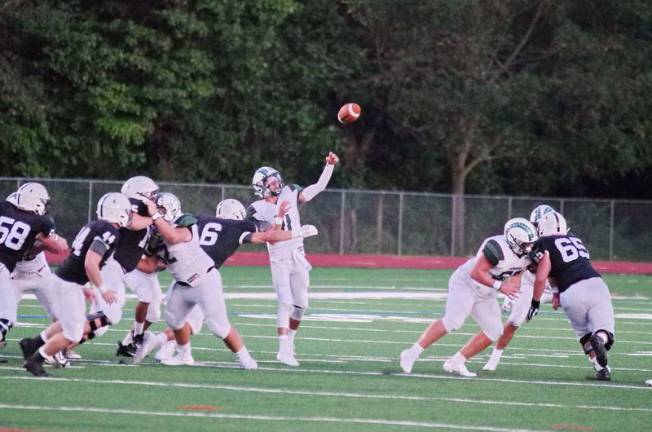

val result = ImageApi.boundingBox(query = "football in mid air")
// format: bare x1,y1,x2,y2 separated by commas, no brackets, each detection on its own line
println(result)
337,103,361,124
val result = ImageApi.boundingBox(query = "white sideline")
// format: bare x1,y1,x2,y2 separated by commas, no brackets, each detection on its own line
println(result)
2,376,652,413
0,402,549,432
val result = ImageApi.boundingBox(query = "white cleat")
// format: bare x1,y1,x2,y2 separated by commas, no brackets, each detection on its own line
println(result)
64,349,82,360
276,350,299,367
161,351,194,366
443,359,477,377
645,379,652,387
238,355,258,370
482,358,499,371
45,351,70,368
134,334,164,365
399,349,417,374
154,340,176,362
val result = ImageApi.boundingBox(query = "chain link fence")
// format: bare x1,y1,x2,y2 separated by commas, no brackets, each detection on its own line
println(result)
2,177,650,261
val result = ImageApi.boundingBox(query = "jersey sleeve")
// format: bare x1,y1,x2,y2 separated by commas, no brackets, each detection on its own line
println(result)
246,204,263,222
235,220,258,244
90,226,118,256
482,239,504,266
174,214,198,227
39,215,56,237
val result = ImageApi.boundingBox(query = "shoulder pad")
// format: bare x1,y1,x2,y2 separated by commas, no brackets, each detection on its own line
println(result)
174,214,197,227
482,239,504,266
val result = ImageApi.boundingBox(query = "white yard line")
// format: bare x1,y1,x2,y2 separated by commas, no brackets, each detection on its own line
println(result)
0,402,553,432
3,376,652,414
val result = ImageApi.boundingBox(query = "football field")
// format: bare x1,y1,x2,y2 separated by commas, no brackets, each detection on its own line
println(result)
2,266,652,431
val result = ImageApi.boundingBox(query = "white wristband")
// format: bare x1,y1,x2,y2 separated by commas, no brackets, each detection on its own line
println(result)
274,216,283,225
492,280,502,290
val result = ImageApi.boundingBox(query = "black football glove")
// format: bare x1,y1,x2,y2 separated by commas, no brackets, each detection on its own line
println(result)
526,299,540,321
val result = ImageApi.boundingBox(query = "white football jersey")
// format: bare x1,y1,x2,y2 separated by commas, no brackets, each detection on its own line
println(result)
163,217,215,286
249,185,303,254
460,235,531,289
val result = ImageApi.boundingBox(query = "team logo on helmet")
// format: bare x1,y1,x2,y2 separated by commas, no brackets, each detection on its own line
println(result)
504,217,538,257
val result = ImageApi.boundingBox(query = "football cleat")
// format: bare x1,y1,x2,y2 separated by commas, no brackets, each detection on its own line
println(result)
161,351,194,366
24,354,49,377
134,333,164,365
154,340,176,362
116,341,137,357
482,357,499,371
276,349,299,367
45,351,70,368
596,367,611,381
19,338,40,360
237,353,258,370
590,334,608,368
399,349,417,374
443,359,477,377
64,349,82,360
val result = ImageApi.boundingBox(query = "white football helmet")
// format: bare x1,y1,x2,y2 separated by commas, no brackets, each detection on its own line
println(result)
252,166,284,198
504,217,538,257
96,192,132,227
6,192,18,206
156,192,182,222
529,205,555,227
15,182,50,215
121,176,159,201
537,211,568,237
216,199,247,220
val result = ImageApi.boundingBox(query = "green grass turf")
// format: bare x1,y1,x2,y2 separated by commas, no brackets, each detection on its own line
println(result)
2,266,652,431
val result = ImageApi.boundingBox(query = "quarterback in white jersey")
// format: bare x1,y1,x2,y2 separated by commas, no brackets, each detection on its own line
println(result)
400,218,536,377
145,193,256,368
247,152,339,366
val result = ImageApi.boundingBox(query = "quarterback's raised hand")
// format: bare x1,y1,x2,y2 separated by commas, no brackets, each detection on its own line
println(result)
325,152,339,165
526,299,540,321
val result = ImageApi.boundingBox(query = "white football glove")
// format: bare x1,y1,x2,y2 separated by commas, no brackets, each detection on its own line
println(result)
298,224,318,238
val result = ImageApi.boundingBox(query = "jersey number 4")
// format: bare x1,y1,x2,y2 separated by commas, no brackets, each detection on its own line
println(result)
554,237,589,263
0,216,30,251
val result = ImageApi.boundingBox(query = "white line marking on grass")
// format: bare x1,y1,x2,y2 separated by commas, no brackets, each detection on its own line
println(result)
0,402,550,432
3,376,652,415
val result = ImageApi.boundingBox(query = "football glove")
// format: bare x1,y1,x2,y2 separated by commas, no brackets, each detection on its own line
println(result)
526,299,540,321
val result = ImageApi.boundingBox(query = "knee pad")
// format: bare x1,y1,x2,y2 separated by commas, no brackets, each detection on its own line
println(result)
205,318,231,339
291,304,306,321
594,329,615,351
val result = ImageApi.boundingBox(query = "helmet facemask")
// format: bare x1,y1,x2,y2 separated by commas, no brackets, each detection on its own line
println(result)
504,218,538,258
252,167,283,198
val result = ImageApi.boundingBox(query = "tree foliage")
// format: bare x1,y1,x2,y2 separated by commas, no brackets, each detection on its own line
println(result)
1,0,651,200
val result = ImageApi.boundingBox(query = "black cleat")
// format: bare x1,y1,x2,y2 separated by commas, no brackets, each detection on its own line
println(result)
19,338,39,360
596,367,611,381
24,353,50,377
116,342,136,357
591,334,608,368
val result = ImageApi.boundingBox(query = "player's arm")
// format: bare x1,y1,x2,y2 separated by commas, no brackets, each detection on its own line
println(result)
33,232,69,255
247,224,319,244
136,255,164,273
470,241,519,297
298,152,339,204
146,200,191,244
84,241,115,304
532,250,551,302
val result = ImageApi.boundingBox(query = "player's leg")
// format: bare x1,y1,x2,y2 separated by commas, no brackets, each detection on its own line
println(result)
270,257,298,366
197,270,257,370
0,266,18,351
161,282,196,366
288,252,311,354
24,279,85,376
484,280,534,371
122,269,162,353
584,278,615,377
400,269,473,374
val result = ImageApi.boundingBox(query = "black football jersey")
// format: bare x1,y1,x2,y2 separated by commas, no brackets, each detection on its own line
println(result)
57,220,119,285
196,216,258,269
113,226,150,273
531,234,601,292
0,201,55,272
